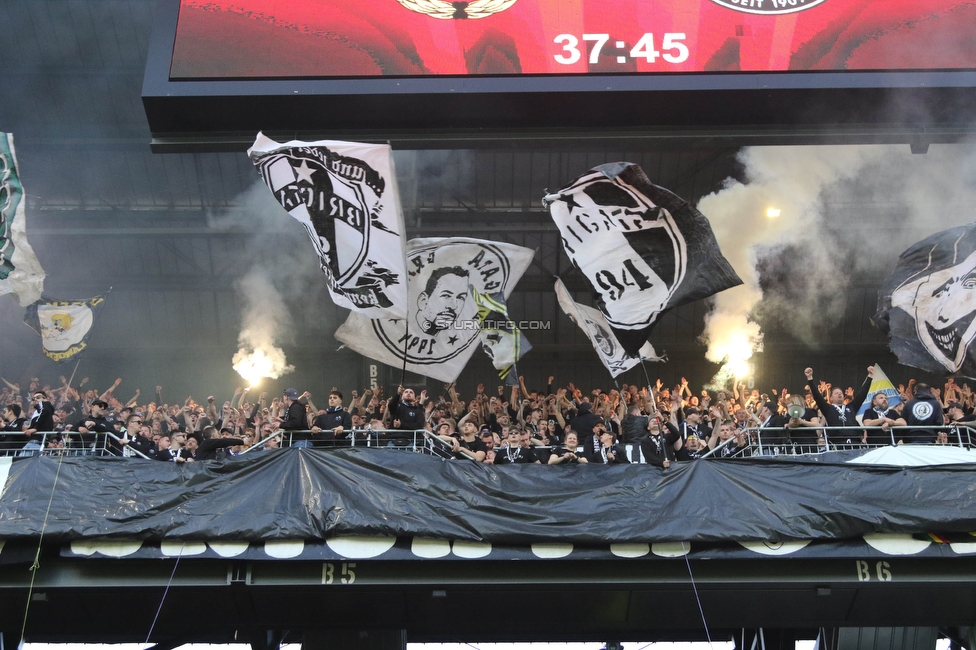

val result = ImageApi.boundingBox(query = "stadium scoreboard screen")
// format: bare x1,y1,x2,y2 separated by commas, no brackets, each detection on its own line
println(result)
143,0,976,149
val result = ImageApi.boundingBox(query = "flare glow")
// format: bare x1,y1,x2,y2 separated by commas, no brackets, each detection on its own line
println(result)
233,345,292,385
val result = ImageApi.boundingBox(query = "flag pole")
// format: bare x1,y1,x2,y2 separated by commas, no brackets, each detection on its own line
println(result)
640,358,654,394
57,357,82,410
400,321,409,387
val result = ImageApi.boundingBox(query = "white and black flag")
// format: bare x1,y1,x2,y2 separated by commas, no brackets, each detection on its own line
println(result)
874,223,976,377
544,162,742,356
0,133,45,306
248,134,408,320
555,278,661,378
24,293,107,363
335,237,534,383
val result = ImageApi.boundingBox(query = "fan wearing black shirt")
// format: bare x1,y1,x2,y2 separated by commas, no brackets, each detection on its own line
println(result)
861,391,906,445
492,427,539,464
803,367,872,444
640,414,681,468
593,426,630,464
451,421,488,462
548,431,587,465
311,391,353,443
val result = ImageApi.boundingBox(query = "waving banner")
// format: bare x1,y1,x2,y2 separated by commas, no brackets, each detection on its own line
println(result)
0,133,45,306
25,294,107,363
545,162,741,355
856,364,903,418
874,223,976,377
555,278,661,378
248,134,408,320
471,287,531,383
335,238,534,382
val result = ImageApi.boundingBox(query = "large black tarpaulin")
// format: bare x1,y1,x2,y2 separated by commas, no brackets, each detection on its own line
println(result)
0,449,974,544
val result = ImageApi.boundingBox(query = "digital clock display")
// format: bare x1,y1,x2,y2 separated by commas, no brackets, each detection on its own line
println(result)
170,0,976,79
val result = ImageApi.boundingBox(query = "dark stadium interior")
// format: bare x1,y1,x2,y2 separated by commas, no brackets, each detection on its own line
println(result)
3,0,964,402
3,2,976,649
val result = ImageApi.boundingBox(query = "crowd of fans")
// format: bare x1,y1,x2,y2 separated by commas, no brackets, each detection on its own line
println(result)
1,366,973,464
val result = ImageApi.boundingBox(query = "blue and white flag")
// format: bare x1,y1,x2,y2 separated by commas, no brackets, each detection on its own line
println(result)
857,364,903,418
0,133,45,306
249,134,408,320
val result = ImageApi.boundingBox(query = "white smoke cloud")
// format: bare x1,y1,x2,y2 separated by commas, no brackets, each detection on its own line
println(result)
209,180,323,387
697,143,976,383
232,268,295,386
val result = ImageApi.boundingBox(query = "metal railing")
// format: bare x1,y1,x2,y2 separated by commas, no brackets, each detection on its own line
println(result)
10,424,972,463
739,424,974,457
274,428,428,451
0,431,152,459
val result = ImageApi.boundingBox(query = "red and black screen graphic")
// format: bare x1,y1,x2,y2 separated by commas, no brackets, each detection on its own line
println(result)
170,0,976,79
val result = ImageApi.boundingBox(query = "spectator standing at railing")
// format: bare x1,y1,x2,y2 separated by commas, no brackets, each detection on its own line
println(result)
491,427,540,464
311,391,352,443
2,404,26,440
548,431,587,465
676,434,704,461
708,421,750,458
591,426,630,465
451,420,488,462
782,394,823,449
154,434,176,461
862,392,906,445
677,406,710,444
757,401,790,450
901,383,944,444
387,386,426,446
569,401,601,443
23,390,54,440
280,388,313,447
640,413,680,468
803,367,872,445
946,402,976,426
188,427,245,461
620,406,649,444
116,419,154,457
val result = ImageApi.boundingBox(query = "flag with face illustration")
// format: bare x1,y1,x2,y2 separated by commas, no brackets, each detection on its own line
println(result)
24,294,107,363
470,287,531,382
0,133,45,306
544,162,741,356
874,223,976,377
336,237,534,383
248,133,408,320
555,278,662,378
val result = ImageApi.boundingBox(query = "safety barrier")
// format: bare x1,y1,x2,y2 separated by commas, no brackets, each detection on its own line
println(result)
721,424,974,458
0,431,152,459
10,424,972,462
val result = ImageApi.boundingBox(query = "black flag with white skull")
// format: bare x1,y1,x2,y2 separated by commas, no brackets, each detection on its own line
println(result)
248,134,408,320
874,223,976,377
544,162,742,355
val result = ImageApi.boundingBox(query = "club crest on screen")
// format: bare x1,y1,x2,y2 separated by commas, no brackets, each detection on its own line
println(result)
708,0,827,15
396,0,518,20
